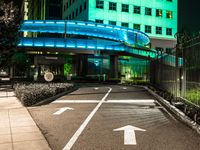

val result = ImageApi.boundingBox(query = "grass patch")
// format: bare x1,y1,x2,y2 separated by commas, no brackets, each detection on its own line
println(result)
185,89,200,106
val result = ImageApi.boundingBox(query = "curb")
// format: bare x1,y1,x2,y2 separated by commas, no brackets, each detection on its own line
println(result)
32,86,78,107
144,86,200,135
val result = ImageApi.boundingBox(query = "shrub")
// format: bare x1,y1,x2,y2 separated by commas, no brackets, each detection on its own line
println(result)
14,83,73,106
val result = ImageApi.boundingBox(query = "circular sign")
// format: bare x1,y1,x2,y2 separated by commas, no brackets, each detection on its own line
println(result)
44,72,54,82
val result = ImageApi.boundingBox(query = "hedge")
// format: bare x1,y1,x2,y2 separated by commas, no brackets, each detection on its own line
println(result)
14,83,73,106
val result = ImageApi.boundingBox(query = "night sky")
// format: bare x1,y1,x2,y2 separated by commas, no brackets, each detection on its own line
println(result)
178,0,200,33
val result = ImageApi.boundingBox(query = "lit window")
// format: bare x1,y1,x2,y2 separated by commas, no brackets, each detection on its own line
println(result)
96,19,103,23
122,4,129,12
145,25,151,33
134,6,140,14
156,26,162,34
96,0,104,9
121,22,129,27
145,7,152,16
133,24,140,30
166,28,172,35
166,11,172,19
109,21,116,25
109,2,117,11
156,9,162,17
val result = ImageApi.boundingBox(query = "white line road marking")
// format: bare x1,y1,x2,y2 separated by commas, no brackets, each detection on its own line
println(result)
53,99,155,104
94,87,99,90
53,100,100,103
123,87,127,90
106,99,155,103
63,87,112,150
53,107,74,115
113,125,146,145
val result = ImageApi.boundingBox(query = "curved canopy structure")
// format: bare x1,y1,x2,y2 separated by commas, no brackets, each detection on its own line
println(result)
20,20,150,47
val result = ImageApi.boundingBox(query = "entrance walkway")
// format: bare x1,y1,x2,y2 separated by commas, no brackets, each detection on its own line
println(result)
0,89,51,150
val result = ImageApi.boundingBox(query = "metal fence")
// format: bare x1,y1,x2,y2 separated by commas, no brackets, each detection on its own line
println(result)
183,35,200,106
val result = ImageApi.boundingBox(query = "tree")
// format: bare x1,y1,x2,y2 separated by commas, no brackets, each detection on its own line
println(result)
0,0,20,52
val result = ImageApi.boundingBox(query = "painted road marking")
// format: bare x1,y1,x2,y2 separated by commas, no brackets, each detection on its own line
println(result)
122,87,127,90
53,100,100,103
94,87,99,90
63,87,112,150
113,125,146,145
53,107,74,115
53,99,155,104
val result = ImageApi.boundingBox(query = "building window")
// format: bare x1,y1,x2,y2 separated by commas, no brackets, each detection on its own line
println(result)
166,28,172,35
145,25,151,33
80,5,82,13
109,2,117,11
156,47,164,51
96,19,103,23
122,4,129,12
134,6,141,14
121,22,129,27
166,48,173,54
156,26,162,34
64,5,66,11
84,1,87,10
76,8,78,16
109,21,116,25
66,2,68,9
96,0,104,9
166,11,172,19
156,9,162,17
133,24,140,30
145,7,152,16
167,0,172,2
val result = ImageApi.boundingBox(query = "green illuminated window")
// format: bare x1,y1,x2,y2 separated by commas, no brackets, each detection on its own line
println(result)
156,9,162,17
134,6,140,14
96,0,104,9
109,2,117,11
145,25,151,33
133,24,140,30
166,11,172,19
121,22,129,27
122,4,129,12
96,19,103,23
145,7,152,16
166,28,172,35
109,21,116,25
156,26,162,34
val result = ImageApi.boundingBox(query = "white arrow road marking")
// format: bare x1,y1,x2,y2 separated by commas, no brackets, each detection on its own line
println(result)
53,107,74,115
63,87,112,150
113,125,146,145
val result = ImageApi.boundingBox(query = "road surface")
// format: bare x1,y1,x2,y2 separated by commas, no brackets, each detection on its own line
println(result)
28,84,200,150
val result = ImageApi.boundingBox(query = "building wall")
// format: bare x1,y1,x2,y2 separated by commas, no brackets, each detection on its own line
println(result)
62,0,89,21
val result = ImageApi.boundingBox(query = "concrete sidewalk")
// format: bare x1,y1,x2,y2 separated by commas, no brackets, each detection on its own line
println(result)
0,90,51,150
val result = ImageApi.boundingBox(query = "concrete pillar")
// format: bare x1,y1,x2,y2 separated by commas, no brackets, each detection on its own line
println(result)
110,55,118,79
76,54,88,77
